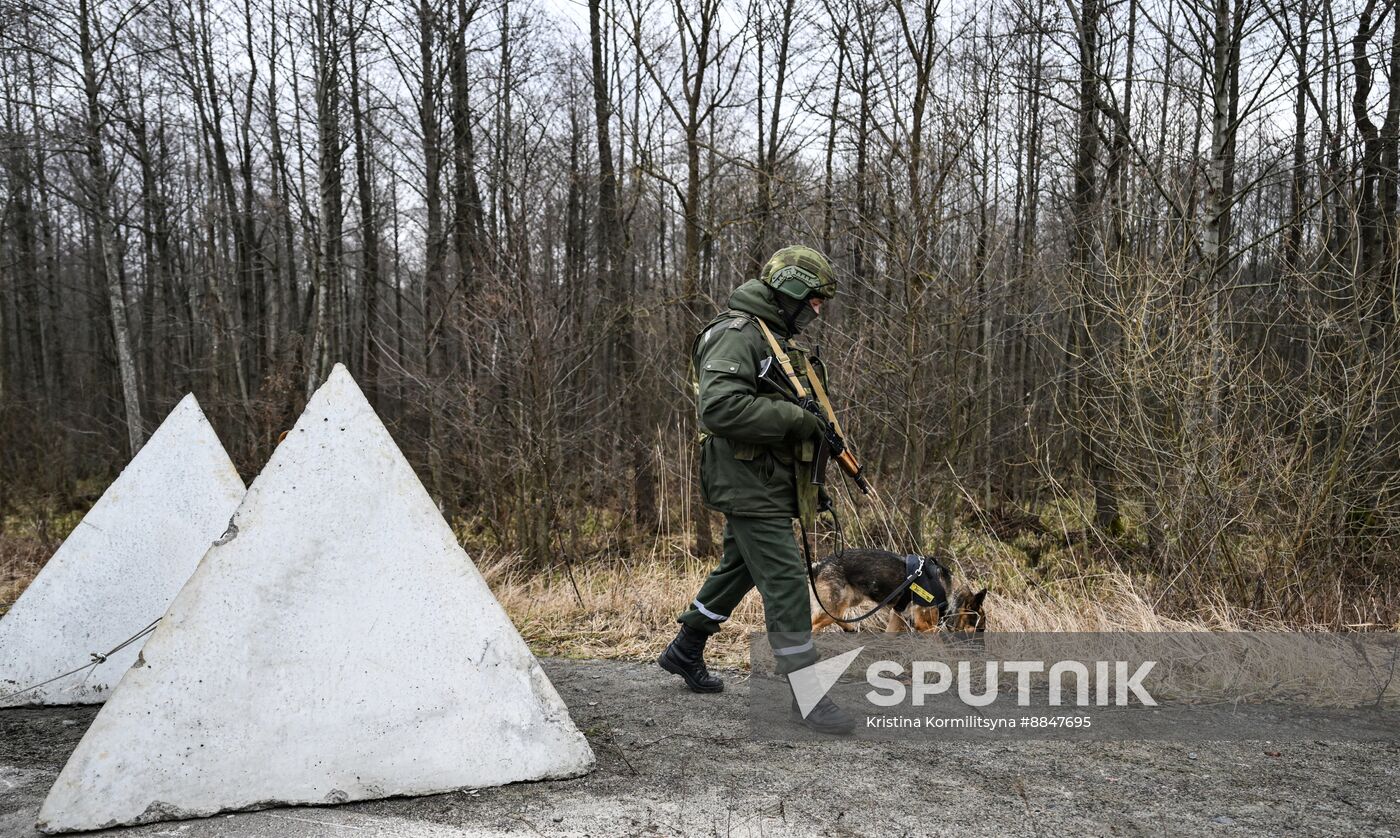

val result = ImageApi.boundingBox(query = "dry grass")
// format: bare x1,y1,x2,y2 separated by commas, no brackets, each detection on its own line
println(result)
480,544,1399,706
478,551,769,669
3,507,1390,672
477,561,1228,669
0,534,51,617
1,507,82,616
474,534,1287,671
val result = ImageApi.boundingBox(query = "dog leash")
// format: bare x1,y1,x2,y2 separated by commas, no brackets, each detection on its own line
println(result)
766,342,939,627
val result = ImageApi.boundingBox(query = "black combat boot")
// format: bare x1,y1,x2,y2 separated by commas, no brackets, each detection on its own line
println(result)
658,624,724,693
790,692,857,735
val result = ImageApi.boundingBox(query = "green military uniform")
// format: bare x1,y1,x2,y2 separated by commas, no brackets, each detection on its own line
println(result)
660,245,855,734
679,274,832,675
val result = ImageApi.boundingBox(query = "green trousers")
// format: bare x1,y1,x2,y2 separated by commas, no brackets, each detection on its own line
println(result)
678,515,817,674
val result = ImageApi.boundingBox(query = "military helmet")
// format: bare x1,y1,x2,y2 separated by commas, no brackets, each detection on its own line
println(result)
760,245,837,301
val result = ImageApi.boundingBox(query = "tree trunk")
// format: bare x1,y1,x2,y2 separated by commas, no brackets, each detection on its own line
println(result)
1068,0,1117,532
349,3,380,404
79,0,145,455
307,0,344,397
747,0,795,272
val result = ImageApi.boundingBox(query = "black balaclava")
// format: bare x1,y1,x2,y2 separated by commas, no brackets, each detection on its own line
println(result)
773,288,818,335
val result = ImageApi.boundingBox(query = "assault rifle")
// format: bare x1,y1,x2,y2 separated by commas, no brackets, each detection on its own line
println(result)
757,356,873,496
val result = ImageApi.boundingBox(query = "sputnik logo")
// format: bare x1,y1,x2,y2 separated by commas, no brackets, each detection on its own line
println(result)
787,646,865,718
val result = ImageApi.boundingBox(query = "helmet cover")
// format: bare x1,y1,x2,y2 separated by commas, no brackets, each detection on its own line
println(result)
761,245,837,301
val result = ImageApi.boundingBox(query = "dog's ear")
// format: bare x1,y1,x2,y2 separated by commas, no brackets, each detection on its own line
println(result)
936,560,953,584
968,588,988,609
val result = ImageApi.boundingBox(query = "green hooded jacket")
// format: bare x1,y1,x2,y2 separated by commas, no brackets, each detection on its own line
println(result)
692,279,827,519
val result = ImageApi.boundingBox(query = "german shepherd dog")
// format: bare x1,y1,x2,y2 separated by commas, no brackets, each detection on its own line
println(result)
809,548,988,634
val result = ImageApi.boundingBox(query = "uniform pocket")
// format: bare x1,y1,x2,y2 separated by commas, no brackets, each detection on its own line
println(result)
700,435,798,517
761,450,794,492
754,450,776,483
732,441,761,461
699,436,716,505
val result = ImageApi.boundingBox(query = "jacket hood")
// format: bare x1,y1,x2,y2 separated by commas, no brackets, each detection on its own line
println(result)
726,279,792,335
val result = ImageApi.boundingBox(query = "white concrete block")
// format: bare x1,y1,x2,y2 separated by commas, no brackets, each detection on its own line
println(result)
0,395,245,707
37,365,594,834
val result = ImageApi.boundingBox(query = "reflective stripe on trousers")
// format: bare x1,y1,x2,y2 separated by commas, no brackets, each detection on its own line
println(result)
692,599,728,623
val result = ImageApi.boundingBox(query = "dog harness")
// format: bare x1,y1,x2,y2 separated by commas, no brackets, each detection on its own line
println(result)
894,554,949,615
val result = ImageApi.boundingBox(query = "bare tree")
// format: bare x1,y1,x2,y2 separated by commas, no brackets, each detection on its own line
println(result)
78,0,146,454
2,0,1399,625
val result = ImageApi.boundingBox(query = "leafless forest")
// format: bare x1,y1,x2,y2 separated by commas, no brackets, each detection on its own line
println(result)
1,0,1398,625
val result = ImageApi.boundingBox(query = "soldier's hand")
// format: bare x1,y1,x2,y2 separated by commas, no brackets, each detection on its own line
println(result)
822,424,846,455
791,409,823,442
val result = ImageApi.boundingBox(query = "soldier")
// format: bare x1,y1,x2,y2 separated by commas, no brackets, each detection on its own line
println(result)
658,245,856,735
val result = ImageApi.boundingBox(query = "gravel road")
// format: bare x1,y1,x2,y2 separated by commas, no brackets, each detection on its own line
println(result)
2,657,1398,837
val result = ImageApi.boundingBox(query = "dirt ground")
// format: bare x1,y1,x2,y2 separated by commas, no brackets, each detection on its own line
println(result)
2,657,1398,838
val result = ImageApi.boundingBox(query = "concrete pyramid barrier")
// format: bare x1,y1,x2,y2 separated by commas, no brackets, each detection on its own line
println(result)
0,395,245,707
38,364,594,833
